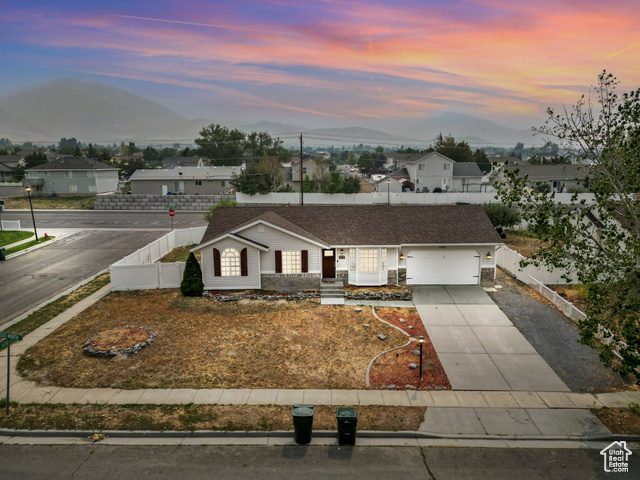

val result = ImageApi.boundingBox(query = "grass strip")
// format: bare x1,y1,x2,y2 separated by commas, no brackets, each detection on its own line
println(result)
3,196,95,210
0,231,34,247
0,273,110,351
6,236,54,255
0,403,426,432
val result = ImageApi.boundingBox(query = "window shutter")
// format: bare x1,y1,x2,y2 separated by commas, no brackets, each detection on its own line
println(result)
301,250,308,273
213,248,221,276
275,250,282,273
241,248,248,276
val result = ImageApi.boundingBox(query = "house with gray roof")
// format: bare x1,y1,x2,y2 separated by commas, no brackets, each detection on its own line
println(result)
22,157,119,196
129,166,241,195
192,205,502,292
161,156,204,168
490,164,590,192
388,152,485,192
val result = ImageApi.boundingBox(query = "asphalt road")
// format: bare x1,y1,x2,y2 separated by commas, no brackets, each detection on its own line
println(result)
0,229,167,325
2,210,208,229
0,445,635,479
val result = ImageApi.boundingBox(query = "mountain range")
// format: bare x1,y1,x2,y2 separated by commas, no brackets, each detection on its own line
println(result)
0,79,538,147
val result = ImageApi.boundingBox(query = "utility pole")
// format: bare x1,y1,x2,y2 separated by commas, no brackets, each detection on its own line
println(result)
299,133,304,206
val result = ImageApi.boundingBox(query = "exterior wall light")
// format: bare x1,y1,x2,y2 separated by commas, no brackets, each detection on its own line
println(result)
486,251,493,260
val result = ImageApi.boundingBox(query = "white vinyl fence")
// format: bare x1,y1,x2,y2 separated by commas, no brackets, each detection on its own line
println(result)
496,245,577,285
110,226,207,291
0,220,21,230
237,192,596,206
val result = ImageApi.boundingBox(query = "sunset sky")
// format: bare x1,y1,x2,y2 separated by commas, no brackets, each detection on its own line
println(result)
2,0,639,133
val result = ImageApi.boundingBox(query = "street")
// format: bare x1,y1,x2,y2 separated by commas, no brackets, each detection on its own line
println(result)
0,444,635,479
0,210,208,326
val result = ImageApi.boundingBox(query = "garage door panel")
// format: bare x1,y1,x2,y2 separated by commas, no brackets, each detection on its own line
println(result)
406,250,479,285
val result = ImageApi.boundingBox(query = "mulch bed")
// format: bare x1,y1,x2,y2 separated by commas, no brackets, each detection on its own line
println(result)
368,307,451,390
591,408,640,435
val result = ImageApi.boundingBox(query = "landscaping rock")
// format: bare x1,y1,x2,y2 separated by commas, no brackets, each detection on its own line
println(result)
378,334,387,341
406,385,417,390
387,384,395,390
354,308,362,312
363,324,370,328
412,349,421,356
409,363,418,370
399,318,406,323
434,386,442,390
407,325,414,330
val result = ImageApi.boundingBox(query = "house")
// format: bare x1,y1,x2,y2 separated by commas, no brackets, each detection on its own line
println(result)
372,176,404,193
129,166,241,195
0,155,21,182
192,205,502,292
21,156,119,196
490,164,589,192
161,157,205,168
281,155,331,192
389,152,484,192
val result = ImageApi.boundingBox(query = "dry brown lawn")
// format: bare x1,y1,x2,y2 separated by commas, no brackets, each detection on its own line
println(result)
158,245,200,263
0,404,426,432
504,231,549,257
18,290,406,390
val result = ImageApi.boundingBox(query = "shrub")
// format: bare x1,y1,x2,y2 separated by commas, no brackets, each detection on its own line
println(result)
534,183,550,193
180,252,204,297
482,203,522,229
204,200,238,221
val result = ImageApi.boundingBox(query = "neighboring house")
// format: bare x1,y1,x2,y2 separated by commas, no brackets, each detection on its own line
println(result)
490,164,589,192
162,157,205,168
281,155,331,192
372,176,404,193
389,152,484,192
22,157,119,196
129,166,241,195
192,205,502,292
0,155,21,182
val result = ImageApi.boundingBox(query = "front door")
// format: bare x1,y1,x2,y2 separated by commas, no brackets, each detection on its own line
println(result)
322,249,335,278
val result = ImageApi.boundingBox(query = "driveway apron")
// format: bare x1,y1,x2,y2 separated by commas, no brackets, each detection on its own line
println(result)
413,286,570,392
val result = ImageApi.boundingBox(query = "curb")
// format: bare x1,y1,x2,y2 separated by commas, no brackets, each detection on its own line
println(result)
2,428,640,443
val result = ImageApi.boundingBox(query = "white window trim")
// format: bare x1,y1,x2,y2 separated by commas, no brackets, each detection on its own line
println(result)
359,249,379,273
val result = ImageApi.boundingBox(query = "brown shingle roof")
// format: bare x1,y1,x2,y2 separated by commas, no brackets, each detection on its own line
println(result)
198,205,502,247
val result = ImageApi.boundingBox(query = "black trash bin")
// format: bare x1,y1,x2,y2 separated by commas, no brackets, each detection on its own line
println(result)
0,247,5,261
336,407,358,445
292,404,314,444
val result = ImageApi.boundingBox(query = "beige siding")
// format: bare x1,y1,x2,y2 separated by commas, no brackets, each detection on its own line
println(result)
201,238,261,290
241,224,321,273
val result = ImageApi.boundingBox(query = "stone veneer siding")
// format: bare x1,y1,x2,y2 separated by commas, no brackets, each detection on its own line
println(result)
387,270,398,285
398,268,407,285
336,270,348,282
480,267,495,286
260,273,321,293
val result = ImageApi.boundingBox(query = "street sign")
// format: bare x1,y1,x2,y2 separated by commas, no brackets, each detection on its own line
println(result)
0,331,22,342
169,209,176,217
166,205,176,209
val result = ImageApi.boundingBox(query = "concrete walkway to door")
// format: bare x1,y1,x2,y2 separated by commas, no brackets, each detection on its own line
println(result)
413,286,570,392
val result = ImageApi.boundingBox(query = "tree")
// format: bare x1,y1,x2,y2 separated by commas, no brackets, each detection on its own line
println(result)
0,138,11,148
87,143,98,159
493,71,640,377
204,200,238,222
375,146,384,153
357,152,374,173
195,124,247,166
231,158,283,194
58,137,79,155
343,175,361,194
180,252,204,297
13,151,47,180
123,158,146,177
433,133,473,162
482,203,521,229
321,171,344,193
474,148,491,173
143,146,161,164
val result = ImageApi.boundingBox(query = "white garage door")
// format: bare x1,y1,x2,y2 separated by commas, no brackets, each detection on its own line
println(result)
406,249,480,285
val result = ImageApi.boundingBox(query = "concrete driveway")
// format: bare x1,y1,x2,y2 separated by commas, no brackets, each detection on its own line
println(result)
414,286,570,392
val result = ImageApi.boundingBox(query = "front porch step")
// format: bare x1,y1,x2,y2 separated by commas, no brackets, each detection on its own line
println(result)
320,279,345,305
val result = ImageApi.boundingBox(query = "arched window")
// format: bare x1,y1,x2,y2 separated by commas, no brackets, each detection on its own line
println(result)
221,248,240,276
